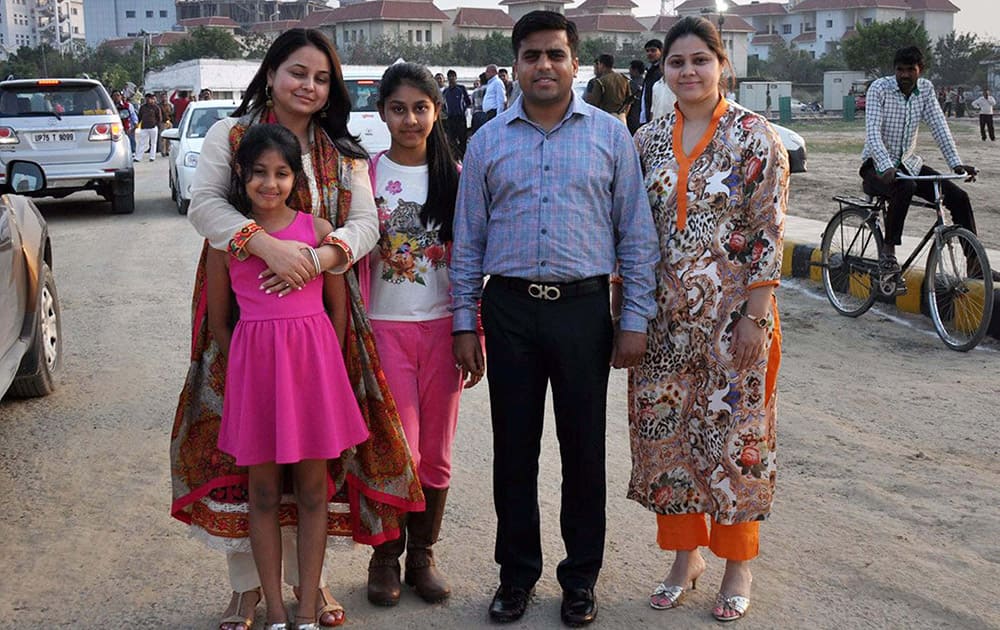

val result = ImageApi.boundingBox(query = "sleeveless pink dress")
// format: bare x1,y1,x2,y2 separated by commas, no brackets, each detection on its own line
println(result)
218,211,369,466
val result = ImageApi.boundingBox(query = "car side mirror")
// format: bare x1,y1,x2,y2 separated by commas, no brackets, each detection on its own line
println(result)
161,128,180,141
6,160,45,193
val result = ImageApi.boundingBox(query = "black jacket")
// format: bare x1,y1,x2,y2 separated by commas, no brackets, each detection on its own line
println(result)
641,64,662,122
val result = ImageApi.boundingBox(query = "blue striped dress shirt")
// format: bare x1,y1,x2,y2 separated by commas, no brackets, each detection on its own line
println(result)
450,94,660,333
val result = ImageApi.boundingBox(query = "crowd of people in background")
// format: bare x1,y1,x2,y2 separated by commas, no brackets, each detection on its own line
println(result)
108,86,217,158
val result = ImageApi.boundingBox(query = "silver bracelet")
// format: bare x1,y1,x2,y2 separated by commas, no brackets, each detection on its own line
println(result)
306,246,322,276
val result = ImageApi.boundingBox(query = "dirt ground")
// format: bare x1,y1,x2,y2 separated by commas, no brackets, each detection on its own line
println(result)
785,115,1000,251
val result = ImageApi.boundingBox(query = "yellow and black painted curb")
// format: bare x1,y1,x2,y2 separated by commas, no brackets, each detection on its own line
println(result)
781,240,1000,341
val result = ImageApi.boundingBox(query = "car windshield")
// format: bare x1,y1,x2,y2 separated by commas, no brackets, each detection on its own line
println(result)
186,106,235,138
345,79,380,112
0,84,114,117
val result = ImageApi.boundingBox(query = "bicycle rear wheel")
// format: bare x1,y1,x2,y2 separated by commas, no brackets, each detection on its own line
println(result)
925,227,994,351
821,207,881,317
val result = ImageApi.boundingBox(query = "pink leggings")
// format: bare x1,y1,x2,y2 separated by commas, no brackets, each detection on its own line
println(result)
371,316,462,489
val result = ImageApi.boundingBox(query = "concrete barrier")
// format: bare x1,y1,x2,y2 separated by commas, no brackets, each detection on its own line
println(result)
781,237,1000,341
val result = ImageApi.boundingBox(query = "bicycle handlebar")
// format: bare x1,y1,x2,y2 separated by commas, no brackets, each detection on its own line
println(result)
895,173,969,181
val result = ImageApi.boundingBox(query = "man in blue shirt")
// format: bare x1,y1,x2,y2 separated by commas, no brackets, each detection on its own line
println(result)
860,46,978,276
442,69,471,158
451,10,659,627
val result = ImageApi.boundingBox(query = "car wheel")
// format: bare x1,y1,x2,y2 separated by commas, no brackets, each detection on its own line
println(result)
111,170,135,215
10,263,62,397
177,193,190,215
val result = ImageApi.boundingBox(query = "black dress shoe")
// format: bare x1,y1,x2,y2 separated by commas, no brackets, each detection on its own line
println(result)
488,585,532,623
561,588,598,627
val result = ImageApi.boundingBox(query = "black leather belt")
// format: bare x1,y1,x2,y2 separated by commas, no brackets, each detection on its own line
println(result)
490,275,608,301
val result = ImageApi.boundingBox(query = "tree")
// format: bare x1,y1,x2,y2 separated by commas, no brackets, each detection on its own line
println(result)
765,39,823,82
161,27,242,65
933,32,993,87
843,19,932,78
241,33,272,60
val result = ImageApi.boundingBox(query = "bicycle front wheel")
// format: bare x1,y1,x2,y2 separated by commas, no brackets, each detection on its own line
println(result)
925,227,995,351
821,207,881,317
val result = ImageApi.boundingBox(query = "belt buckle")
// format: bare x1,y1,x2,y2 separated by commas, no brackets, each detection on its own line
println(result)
528,282,561,300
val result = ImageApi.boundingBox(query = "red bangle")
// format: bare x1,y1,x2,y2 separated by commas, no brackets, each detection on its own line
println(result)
320,235,354,269
229,222,264,259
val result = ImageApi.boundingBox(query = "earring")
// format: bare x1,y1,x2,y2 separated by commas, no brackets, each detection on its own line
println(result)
319,101,329,118
264,85,273,109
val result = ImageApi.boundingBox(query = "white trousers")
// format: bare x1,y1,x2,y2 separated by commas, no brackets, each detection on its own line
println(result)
135,127,158,160
227,534,328,593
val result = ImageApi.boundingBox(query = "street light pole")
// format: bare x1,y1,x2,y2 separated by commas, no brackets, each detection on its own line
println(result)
716,0,728,49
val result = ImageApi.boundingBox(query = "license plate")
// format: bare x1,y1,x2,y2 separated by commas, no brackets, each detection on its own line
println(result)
33,131,75,143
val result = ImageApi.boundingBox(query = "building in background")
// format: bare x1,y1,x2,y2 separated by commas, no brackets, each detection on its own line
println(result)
299,0,450,51
83,0,175,46
174,0,329,27
499,0,572,23
0,0,85,56
443,8,514,41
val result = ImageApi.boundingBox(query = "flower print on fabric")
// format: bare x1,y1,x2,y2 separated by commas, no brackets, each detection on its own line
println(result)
377,198,448,286
386,180,403,195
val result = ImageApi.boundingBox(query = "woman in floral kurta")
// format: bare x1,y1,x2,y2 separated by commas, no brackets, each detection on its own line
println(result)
629,16,788,622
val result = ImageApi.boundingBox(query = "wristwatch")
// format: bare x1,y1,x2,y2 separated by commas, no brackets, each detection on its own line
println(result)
742,311,769,329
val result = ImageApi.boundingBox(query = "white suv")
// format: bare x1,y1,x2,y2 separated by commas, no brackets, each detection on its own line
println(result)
343,74,390,153
0,78,135,214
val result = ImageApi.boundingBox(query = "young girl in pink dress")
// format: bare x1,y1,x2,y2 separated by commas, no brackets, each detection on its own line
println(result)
206,123,369,629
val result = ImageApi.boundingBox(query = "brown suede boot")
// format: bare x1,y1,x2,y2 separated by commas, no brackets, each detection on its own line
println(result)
404,486,451,603
367,524,406,606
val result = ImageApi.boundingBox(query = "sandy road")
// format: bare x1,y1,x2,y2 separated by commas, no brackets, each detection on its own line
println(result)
1,156,997,629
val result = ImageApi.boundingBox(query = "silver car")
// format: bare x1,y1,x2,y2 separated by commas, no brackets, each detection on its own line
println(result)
1,161,61,398
0,77,135,214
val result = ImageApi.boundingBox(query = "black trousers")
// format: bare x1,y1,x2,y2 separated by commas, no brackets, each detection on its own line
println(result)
980,114,995,141
860,159,975,246
481,278,613,591
444,116,468,158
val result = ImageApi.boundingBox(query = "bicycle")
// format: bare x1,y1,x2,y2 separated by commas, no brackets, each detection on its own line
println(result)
818,172,994,352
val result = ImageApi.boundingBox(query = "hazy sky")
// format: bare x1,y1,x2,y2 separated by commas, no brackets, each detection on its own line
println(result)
427,0,996,39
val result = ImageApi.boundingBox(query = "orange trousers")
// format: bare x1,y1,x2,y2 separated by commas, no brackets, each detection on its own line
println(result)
656,513,759,561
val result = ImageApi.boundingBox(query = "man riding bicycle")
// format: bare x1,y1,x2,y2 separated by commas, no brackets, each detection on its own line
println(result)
860,46,980,276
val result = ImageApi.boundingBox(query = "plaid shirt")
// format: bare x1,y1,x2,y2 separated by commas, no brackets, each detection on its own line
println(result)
862,76,961,174
450,94,659,333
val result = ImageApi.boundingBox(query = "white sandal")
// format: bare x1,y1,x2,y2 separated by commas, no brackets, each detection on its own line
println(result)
712,593,750,622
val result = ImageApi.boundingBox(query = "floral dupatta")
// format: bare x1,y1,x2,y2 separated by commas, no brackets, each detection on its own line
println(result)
170,111,424,549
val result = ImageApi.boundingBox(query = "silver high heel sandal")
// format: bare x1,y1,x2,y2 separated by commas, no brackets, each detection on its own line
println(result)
713,593,750,622
649,573,699,610
293,616,320,629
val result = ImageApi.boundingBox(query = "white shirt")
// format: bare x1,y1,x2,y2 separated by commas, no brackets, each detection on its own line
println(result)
482,75,506,114
650,79,676,121
368,155,451,321
972,95,995,115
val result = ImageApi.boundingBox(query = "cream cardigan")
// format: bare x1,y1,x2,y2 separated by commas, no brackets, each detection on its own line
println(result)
188,117,378,272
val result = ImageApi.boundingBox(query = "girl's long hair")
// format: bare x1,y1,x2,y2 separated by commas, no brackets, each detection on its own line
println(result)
234,28,367,160
228,124,304,218
376,62,459,242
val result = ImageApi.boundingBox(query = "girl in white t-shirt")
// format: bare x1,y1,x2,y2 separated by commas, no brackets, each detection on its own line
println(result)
362,62,475,607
